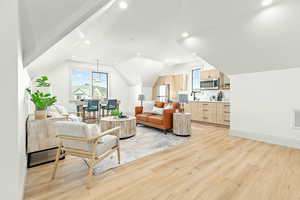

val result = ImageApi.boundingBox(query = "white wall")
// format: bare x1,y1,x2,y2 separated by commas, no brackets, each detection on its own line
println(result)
34,60,131,113
0,0,29,198
142,87,153,101
230,67,300,149
128,84,142,114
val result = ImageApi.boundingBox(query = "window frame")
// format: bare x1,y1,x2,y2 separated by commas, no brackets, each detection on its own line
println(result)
192,68,201,92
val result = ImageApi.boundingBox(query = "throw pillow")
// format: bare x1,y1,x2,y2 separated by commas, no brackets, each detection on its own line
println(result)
151,106,164,115
164,103,173,110
143,101,155,113
54,105,68,115
47,106,60,117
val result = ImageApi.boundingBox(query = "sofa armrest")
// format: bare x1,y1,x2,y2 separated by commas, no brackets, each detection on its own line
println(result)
135,106,143,115
162,109,175,129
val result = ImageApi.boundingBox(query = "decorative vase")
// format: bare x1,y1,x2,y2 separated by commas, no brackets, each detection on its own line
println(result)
35,110,47,120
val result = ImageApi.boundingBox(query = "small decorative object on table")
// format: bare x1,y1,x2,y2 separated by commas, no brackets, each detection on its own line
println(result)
173,112,192,136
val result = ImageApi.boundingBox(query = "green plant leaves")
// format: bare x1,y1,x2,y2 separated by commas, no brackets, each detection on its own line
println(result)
36,76,50,87
28,76,57,110
111,109,120,116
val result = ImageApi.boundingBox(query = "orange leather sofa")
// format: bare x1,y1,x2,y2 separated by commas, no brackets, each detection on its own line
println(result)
135,102,180,132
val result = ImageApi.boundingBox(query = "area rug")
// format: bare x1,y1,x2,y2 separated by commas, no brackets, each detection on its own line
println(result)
94,125,190,174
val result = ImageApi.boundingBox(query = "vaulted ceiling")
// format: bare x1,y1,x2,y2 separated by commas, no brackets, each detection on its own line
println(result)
24,0,300,76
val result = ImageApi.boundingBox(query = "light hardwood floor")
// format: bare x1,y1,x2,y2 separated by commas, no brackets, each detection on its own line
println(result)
24,123,300,200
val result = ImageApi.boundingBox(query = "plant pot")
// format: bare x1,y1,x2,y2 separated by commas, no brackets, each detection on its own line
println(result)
35,110,47,120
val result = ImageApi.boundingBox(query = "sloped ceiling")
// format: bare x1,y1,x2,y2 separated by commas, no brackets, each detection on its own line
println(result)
20,0,114,66
26,0,300,77
114,57,164,87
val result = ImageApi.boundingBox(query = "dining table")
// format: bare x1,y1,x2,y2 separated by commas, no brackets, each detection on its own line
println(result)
70,99,120,118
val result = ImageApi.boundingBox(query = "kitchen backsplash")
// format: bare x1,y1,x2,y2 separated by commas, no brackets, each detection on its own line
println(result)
190,90,230,102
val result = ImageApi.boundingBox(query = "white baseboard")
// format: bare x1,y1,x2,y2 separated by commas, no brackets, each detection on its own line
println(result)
230,129,300,150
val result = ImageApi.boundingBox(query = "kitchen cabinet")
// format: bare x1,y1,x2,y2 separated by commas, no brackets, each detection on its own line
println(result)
201,70,220,81
185,102,230,126
152,74,187,101
216,103,230,125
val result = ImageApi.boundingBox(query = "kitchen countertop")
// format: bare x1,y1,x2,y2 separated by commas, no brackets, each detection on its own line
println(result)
188,100,230,104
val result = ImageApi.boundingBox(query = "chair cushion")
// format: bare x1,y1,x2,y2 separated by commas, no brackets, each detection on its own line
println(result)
148,115,163,125
96,135,118,156
136,113,151,121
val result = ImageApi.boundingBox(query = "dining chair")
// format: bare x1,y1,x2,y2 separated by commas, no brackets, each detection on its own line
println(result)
102,99,118,116
51,121,120,188
83,100,99,122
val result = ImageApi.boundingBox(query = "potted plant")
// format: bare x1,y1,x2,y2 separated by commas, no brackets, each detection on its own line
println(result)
111,109,121,119
26,76,57,120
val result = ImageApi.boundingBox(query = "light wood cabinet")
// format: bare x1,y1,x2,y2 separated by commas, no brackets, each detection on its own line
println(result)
200,69,230,90
185,102,202,121
185,102,230,126
152,74,187,101
201,70,220,81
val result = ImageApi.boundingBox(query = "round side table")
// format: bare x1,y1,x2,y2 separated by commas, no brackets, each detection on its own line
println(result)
173,113,192,136
100,116,136,139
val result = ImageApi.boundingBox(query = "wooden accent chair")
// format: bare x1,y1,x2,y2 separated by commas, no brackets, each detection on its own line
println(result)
51,121,120,188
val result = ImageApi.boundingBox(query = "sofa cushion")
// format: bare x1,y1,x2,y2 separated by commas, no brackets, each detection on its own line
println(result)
164,103,173,109
164,102,180,111
148,115,163,125
150,106,164,115
154,102,164,108
143,101,155,113
136,113,152,121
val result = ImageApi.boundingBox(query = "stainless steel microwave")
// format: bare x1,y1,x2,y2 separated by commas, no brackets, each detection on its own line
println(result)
200,79,219,89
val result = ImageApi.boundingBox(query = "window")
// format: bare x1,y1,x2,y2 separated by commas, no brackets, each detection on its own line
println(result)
71,70,92,100
92,72,108,99
71,69,108,100
192,68,201,92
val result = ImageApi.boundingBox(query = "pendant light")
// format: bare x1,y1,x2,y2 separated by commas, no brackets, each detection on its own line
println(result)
94,59,102,83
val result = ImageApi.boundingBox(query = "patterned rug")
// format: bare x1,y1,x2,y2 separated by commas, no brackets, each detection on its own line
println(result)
94,125,190,174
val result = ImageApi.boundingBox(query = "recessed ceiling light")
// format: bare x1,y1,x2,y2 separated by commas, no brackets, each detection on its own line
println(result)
84,40,91,45
181,32,189,38
137,52,141,56
262,0,273,7
119,1,128,10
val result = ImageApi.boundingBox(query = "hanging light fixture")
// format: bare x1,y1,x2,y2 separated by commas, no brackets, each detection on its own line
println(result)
94,59,102,83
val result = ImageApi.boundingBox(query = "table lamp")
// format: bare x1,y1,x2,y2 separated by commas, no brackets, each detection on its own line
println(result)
138,94,145,106
178,93,189,113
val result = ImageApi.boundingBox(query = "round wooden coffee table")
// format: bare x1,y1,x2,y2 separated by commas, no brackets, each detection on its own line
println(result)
100,116,136,139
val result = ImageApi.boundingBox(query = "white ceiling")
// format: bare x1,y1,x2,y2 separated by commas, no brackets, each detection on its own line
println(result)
25,0,300,76
20,0,113,65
